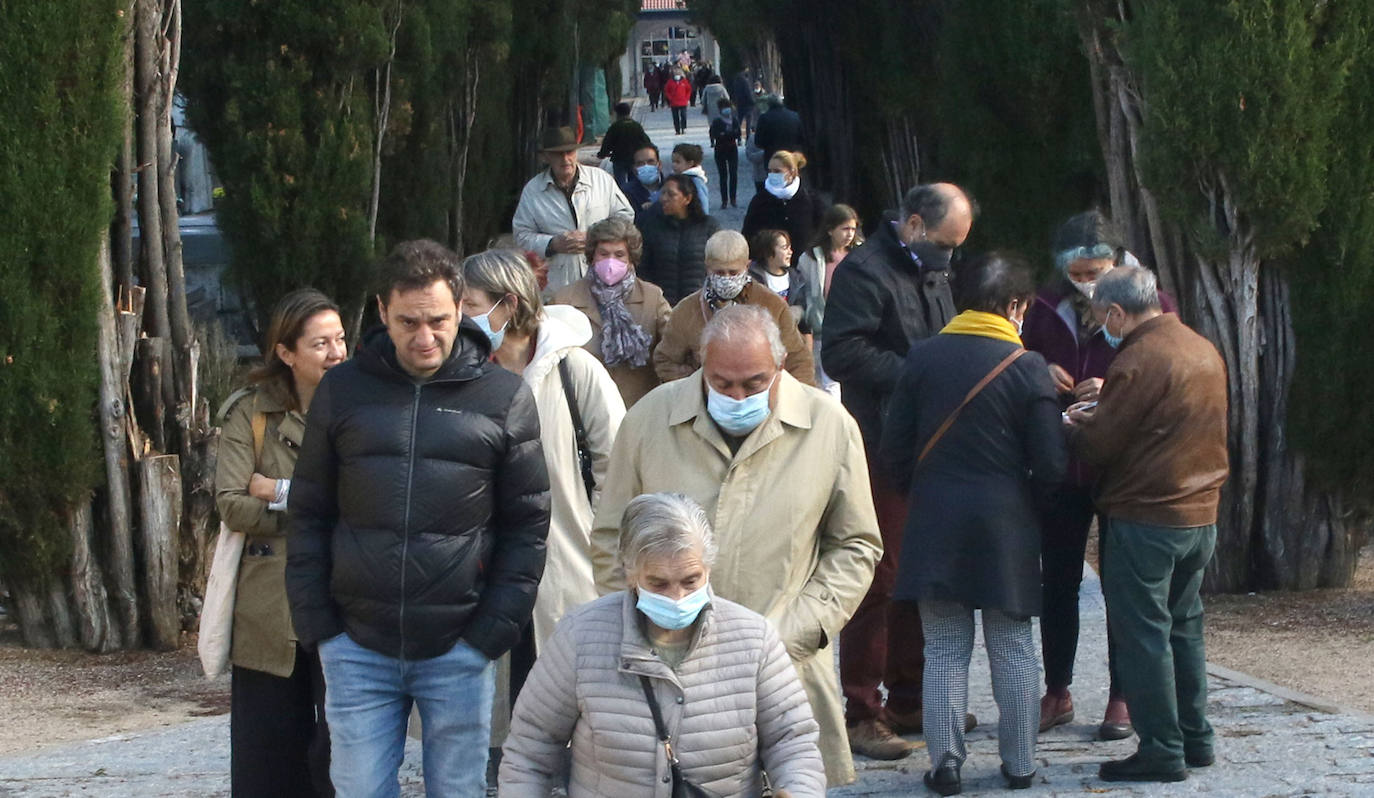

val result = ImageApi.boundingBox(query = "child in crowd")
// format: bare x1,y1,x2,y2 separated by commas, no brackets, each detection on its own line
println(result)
671,143,711,216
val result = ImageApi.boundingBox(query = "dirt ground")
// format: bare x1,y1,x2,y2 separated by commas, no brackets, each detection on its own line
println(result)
1,543,1371,757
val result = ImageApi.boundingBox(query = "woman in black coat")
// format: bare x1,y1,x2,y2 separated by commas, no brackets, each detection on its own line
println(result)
879,252,1067,795
636,174,721,305
740,150,823,267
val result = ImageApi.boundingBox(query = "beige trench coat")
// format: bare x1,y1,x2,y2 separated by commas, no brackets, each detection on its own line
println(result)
590,371,882,785
512,166,635,294
524,305,626,647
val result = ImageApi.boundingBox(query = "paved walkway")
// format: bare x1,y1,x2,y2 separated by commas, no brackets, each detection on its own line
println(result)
631,96,756,232
3,564,1372,796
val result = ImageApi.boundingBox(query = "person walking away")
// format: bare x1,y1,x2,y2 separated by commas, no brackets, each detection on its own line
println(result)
597,102,650,188
503,492,827,796
798,204,863,396
591,309,882,786
728,67,756,140
286,240,550,796
670,142,711,215
700,74,731,127
754,94,806,165
880,253,1067,795
822,183,975,759
1065,265,1228,785
1022,210,1178,741
643,67,662,112
664,68,692,135
654,229,816,387
635,174,721,306
512,126,634,295
742,150,823,268
709,101,742,208
216,289,346,798
747,229,814,342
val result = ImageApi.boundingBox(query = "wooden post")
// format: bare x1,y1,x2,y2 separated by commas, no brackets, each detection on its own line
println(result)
96,235,141,646
70,498,120,652
137,454,182,650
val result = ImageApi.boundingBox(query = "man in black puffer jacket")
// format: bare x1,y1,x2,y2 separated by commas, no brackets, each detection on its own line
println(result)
287,239,549,795
822,183,975,760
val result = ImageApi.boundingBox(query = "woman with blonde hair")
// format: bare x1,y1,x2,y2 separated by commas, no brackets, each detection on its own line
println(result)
741,150,824,268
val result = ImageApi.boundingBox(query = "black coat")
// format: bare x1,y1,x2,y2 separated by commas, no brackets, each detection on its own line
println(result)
879,333,1067,616
820,220,957,450
286,323,551,661
754,106,805,163
636,205,722,306
597,118,650,166
740,185,823,268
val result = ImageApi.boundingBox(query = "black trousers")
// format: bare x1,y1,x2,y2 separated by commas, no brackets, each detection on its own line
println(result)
1039,483,1121,695
715,148,738,205
671,106,687,134
231,645,333,798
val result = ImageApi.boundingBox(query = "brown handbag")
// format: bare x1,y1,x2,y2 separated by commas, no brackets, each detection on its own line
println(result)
916,348,1030,466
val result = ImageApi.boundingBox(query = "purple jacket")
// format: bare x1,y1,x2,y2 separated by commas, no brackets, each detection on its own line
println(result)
1021,281,1177,485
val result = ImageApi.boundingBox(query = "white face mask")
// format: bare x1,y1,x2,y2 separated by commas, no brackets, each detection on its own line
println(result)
1072,280,1097,300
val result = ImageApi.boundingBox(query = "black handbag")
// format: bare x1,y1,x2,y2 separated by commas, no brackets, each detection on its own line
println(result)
557,357,596,502
637,675,719,798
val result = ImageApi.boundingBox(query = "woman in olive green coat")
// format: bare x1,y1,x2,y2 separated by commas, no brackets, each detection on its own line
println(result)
215,289,346,797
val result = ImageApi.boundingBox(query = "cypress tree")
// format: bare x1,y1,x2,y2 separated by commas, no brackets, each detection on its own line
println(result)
0,1,122,589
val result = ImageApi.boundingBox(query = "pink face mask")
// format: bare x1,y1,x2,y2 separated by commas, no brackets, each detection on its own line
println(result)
594,256,630,285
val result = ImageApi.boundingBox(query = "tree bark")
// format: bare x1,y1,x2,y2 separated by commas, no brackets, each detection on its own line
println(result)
70,498,119,652
137,454,182,650
133,337,170,453
96,235,141,645
113,0,137,295
157,0,191,407
134,0,170,346
9,585,56,649
448,50,481,255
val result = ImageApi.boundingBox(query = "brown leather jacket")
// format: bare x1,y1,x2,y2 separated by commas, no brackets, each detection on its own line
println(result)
1072,313,1229,527
651,281,816,386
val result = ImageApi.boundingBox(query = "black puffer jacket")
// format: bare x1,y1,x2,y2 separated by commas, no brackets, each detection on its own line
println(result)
636,205,722,306
740,185,824,268
821,219,956,452
287,323,550,661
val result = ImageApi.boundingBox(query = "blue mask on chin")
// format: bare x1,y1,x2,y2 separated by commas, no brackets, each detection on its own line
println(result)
637,583,710,630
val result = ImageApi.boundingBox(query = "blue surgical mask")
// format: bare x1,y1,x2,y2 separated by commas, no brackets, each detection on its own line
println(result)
765,172,788,191
706,375,775,436
637,583,710,630
1102,309,1123,349
721,108,732,118
636,164,661,187
471,298,508,351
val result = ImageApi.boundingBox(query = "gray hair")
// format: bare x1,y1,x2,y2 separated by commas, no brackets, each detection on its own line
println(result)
619,493,718,578
704,229,749,268
1093,265,1161,315
700,304,786,367
461,248,543,337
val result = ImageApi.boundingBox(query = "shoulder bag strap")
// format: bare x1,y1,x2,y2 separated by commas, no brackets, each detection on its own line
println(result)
638,675,676,763
916,348,1030,466
557,356,595,501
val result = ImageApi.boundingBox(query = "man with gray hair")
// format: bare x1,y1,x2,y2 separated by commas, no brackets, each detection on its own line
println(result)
821,182,976,757
592,304,883,786
1065,265,1228,784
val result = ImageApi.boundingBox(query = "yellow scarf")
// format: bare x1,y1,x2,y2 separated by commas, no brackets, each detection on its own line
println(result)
940,310,1023,345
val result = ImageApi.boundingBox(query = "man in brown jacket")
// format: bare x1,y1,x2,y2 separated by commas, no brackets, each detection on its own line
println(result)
1066,265,1228,785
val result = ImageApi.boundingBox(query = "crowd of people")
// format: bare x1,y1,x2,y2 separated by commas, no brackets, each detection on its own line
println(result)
211,83,1231,797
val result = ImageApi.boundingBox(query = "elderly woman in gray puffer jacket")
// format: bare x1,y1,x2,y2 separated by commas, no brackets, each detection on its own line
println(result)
499,492,825,798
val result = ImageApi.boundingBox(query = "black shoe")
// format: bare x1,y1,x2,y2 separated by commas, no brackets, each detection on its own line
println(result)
1001,763,1034,790
923,765,962,796
1098,753,1187,783
1185,748,1215,768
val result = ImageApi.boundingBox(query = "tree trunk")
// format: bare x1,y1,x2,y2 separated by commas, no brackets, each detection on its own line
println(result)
70,498,120,652
113,0,138,295
96,235,141,645
134,0,170,346
45,579,78,650
133,337,170,454
448,51,481,255
9,585,56,649
137,454,182,650
157,0,191,407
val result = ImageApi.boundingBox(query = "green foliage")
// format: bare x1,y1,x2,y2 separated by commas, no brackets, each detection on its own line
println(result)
0,0,122,585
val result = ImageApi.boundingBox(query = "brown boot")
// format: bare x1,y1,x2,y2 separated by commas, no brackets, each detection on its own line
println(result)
847,718,912,760
1098,696,1133,741
1038,689,1075,732
886,708,978,735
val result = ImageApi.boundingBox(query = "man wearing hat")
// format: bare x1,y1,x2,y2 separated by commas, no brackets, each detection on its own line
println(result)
513,126,635,294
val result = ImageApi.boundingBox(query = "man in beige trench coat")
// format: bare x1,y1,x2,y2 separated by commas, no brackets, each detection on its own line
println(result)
591,304,882,786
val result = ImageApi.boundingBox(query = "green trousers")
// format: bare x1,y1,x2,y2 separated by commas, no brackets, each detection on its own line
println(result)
1101,517,1216,767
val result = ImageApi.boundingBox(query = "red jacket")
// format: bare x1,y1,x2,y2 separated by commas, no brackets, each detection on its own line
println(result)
663,76,692,107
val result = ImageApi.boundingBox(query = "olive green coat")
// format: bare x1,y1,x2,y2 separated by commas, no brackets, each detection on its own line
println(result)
215,385,305,677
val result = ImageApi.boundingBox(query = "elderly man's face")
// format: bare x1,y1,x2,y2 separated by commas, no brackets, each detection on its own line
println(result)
542,148,579,185
636,548,708,602
703,332,779,403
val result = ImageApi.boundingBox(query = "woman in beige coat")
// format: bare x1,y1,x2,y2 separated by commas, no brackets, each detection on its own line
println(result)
461,249,626,649
214,288,346,797
550,218,672,408
499,493,825,798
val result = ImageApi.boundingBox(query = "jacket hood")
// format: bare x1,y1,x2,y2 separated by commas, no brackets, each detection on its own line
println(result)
524,305,593,385
355,319,493,384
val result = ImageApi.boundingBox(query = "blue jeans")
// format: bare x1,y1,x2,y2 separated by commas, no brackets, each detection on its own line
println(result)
317,633,494,798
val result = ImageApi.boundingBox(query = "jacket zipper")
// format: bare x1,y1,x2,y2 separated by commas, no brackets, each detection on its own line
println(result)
399,383,421,657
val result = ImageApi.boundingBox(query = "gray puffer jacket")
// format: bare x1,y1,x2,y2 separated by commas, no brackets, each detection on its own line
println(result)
498,591,825,798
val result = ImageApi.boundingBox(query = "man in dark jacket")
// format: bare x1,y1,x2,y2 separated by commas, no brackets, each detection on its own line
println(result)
1067,265,1228,785
753,94,806,164
727,67,756,139
287,239,550,796
597,102,650,187
822,182,974,759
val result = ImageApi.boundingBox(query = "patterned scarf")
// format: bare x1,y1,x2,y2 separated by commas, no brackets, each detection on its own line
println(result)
588,272,653,367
